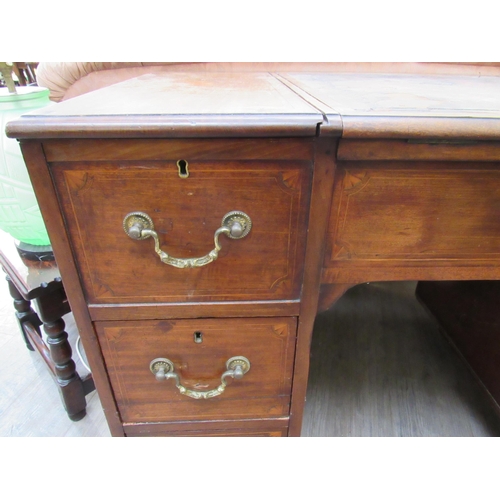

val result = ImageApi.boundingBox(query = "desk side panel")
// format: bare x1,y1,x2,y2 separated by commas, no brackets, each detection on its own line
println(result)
17,141,124,436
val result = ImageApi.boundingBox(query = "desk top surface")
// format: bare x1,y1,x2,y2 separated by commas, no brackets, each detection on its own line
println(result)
6,73,325,139
7,72,500,140
284,73,500,117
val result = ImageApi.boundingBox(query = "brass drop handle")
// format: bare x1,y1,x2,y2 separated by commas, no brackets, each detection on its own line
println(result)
123,211,252,269
149,356,251,399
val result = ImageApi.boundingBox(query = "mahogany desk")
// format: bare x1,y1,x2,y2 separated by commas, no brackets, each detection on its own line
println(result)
6,72,500,436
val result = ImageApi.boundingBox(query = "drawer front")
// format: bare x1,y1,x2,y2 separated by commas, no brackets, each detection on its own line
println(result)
123,419,289,437
96,317,297,423
324,162,500,281
52,160,311,304
126,428,288,437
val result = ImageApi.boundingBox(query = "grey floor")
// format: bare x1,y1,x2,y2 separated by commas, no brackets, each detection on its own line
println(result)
302,281,500,437
1,279,499,437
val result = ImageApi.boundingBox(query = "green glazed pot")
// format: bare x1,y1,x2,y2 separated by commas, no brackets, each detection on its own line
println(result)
0,86,51,246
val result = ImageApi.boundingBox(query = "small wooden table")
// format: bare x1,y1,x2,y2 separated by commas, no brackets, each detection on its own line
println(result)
0,230,94,420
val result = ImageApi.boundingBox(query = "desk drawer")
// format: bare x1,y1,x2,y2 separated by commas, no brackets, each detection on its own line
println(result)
324,162,500,282
123,419,289,436
52,160,310,304
96,317,297,423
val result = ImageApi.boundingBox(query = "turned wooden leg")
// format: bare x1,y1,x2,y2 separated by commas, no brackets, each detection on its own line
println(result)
5,275,42,351
41,316,87,421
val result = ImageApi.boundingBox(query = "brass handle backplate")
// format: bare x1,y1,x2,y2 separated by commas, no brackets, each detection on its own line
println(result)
149,356,251,399
123,210,252,268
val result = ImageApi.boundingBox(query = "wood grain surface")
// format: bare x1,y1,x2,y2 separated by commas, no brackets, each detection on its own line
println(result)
123,418,289,437
323,161,500,283
288,137,339,436
338,139,500,161
51,156,312,306
96,317,297,424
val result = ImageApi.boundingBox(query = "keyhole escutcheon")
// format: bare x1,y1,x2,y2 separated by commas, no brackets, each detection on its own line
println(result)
177,159,189,179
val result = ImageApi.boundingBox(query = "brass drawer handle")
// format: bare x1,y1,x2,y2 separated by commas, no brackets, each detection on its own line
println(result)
149,356,251,399
123,211,252,268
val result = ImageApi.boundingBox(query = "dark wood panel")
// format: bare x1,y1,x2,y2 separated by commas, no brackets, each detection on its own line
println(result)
123,417,289,436
8,115,322,139
326,165,500,264
51,160,312,303
89,300,300,321
321,262,500,284
96,317,297,423
127,428,287,437
338,139,500,161
416,280,500,409
43,138,314,162
288,137,339,436
340,116,500,140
